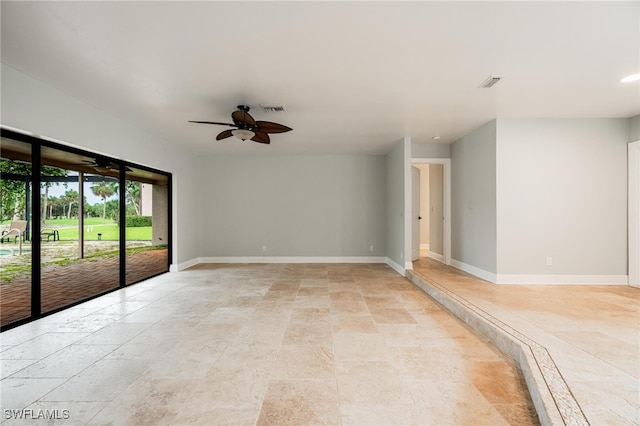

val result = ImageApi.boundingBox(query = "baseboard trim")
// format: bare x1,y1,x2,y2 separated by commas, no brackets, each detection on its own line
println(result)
420,243,430,250
386,258,406,276
171,257,199,272
496,274,629,285
427,252,444,262
174,256,409,276
197,256,388,265
450,259,497,283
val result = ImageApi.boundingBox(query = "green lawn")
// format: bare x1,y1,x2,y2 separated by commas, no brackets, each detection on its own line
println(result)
1,218,152,241
56,224,151,241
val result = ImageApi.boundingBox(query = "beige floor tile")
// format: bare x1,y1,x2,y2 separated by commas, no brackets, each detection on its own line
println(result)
88,377,190,425
289,307,330,324
340,402,430,426
333,334,390,363
1,263,543,425
282,323,333,345
331,314,379,334
256,379,339,426
369,307,417,324
272,345,334,379
329,300,370,315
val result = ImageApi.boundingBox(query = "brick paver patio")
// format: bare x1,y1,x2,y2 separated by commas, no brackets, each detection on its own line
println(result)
0,248,168,327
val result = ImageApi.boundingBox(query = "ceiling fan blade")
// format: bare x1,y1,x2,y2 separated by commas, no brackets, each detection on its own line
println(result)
189,121,236,127
232,110,256,127
216,129,234,140
255,121,292,134
250,132,270,144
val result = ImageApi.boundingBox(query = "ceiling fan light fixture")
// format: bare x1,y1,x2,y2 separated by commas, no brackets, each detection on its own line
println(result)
93,166,110,174
232,129,255,141
621,73,640,83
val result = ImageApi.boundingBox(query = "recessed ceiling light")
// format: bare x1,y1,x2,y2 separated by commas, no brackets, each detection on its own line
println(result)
432,136,441,140
621,73,640,83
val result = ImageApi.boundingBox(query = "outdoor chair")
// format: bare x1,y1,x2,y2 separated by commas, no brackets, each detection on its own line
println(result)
0,220,27,244
41,228,60,242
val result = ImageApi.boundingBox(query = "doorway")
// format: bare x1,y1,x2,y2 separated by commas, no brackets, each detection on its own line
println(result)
411,158,451,265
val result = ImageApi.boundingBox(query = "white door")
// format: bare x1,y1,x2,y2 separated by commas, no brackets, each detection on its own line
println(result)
411,166,421,261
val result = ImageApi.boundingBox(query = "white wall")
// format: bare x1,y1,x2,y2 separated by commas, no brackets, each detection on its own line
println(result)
496,118,628,280
1,64,202,266
450,121,497,277
197,154,387,258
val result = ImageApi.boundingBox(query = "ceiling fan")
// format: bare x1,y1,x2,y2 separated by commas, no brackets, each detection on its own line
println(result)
189,105,292,144
80,159,131,174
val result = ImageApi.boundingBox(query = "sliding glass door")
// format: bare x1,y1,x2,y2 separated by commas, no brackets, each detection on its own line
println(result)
125,170,170,285
0,137,33,326
0,129,171,330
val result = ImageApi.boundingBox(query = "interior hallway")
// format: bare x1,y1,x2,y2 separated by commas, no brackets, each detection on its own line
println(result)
411,257,640,425
1,263,537,425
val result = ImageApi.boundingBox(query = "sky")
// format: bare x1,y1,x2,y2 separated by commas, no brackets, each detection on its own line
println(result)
46,182,115,206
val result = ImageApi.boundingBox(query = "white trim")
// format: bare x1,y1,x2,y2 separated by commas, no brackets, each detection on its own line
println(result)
172,256,404,275
496,274,629,285
411,157,452,265
428,252,444,262
420,243,430,250
450,258,497,283
403,137,413,274
198,256,388,264
629,141,640,287
171,257,199,272
386,257,406,276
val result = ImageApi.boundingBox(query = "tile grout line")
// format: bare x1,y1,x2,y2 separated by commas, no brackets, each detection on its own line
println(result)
407,269,589,426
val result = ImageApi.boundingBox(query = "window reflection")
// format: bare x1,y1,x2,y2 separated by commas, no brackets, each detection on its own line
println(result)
125,171,169,285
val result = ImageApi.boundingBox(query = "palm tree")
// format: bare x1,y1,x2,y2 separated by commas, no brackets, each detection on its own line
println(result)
125,181,141,215
90,182,117,224
61,189,79,219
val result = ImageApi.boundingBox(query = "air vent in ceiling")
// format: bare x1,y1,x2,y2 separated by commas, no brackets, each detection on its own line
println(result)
478,76,502,88
260,104,286,113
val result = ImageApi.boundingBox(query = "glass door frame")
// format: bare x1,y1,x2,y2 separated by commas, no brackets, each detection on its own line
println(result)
1,128,172,331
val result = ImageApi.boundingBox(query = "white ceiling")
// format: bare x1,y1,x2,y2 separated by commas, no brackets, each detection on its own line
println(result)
1,1,639,155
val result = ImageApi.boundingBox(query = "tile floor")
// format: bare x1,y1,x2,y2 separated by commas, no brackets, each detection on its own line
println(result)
412,257,640,426
0,249,169,327
0,263,538,425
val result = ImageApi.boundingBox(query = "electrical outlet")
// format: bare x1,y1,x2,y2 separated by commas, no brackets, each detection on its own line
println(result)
262,245,267,252
370,245,374,252
546,257,552,266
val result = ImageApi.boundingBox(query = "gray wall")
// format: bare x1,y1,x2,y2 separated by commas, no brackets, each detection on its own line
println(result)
386,140,406,267
412,143,451,158
1,64,202,266
496,118,628,276
451,120,497,273
429,164,444,256
630,114,640,141
197,154,387,257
